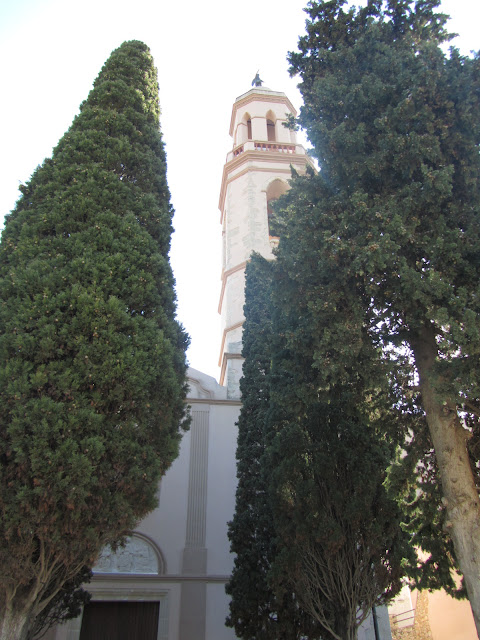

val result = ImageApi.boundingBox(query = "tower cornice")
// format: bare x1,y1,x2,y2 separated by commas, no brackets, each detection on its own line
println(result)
218,146,313,222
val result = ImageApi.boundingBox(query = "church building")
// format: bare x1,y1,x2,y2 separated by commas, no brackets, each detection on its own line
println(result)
47,85,392,640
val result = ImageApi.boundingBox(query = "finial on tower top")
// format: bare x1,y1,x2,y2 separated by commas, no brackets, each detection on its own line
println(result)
251,71,263,87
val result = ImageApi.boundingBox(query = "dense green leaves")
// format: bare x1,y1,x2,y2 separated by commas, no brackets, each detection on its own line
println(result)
230,1,480,636
228,253,410,639
226,258,276,640
266,243,411,639
288,0,480,364
0,41,188,639
227,257,321,640
280,0,480,630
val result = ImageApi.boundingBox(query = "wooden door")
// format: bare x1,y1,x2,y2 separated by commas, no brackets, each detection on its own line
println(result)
79,601,160,640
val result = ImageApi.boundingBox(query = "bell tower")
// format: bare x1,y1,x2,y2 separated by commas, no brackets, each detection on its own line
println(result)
218,85,313,398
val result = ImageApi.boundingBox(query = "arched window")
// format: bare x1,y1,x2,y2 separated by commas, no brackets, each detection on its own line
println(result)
93,533,165,575
266,111,276,141
266,179,288,237
236,113,252,145
266,119,275,141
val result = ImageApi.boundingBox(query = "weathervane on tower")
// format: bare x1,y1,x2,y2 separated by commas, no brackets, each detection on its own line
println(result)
251,71,263,87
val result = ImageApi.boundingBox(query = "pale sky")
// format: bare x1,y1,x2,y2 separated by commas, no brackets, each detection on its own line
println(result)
0,0,478,381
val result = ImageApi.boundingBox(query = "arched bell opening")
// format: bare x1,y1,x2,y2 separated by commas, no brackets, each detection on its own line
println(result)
266,110,276,142
235,112,253,145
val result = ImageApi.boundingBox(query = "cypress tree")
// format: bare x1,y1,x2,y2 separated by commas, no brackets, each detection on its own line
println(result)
226,256,321,640
265,220,411,640
0,41,188,640
228,251,410,639
283,0,480,631
267,397,408,640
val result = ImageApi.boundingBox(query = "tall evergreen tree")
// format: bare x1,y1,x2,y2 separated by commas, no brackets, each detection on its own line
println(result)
228,252,410,639
0,41,189,640
265,225,411,640
282,0,480,631
226,256,321,640
267,395,408,640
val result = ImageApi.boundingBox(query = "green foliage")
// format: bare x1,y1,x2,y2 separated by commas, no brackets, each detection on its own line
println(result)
228,253,411,639
265,247,412,639
227,256,320,639
387,423,465,598
230,0,480,634
289,0,480,369
281,0,480,611
0,41,188,636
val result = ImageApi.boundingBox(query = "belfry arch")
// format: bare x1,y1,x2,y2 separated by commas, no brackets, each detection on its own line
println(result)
235,112,252,145
266,110,276,141
246,114,252,140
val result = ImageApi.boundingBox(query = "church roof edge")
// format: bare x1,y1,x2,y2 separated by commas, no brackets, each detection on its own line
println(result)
186,366,229,401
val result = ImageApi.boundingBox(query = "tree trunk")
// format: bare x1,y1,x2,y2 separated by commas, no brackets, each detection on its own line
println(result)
411,324,480,638
334,616,357,640
0,606,32,640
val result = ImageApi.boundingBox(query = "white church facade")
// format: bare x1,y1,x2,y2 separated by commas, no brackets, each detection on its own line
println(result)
47,86,392,640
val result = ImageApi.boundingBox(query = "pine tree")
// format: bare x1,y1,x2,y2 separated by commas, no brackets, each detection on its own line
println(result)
284,0,480,631
0,41,188,640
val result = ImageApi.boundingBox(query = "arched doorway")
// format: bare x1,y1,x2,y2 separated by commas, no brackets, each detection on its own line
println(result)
79,535,168,640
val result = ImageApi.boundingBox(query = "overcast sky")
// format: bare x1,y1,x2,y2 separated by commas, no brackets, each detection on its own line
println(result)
0,0,478,381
